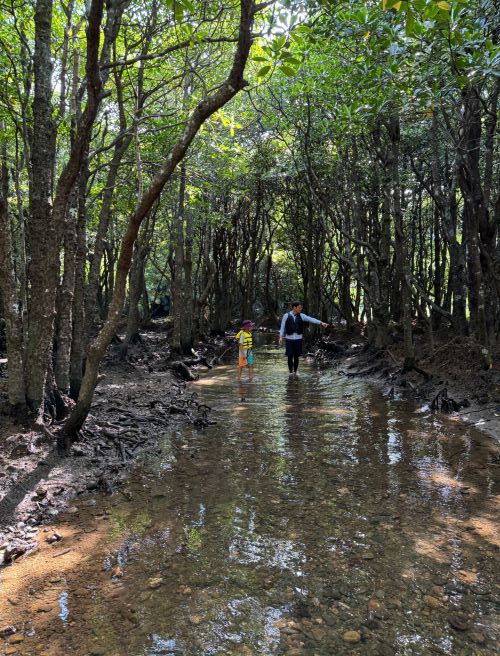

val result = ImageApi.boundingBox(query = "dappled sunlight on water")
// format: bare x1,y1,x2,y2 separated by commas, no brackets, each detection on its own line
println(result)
1,337,499,655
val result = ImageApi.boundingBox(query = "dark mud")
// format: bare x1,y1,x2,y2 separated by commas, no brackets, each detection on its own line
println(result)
0,337,499,656
0,330,218,562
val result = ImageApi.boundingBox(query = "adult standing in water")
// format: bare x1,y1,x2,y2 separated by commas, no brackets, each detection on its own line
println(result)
279,301,329,374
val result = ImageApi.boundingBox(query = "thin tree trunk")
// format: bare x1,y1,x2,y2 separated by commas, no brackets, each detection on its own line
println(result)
389,115,414,368
0,139,26,413
54,184,79,393
171,164,187,353
69,164,88,399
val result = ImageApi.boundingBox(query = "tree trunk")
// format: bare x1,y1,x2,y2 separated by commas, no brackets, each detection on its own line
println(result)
457,88,485,343
25,0,57,414
54,184,79,393
388,115,414,369
121,243,148,356
69,165,88,399
0,141,26,413
171,165,187,353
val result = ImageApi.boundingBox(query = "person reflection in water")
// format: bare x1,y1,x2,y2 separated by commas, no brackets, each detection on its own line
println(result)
279,301,329,374
238,381,250,403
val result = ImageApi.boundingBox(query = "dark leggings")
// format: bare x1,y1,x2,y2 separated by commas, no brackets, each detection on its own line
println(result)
287,352,300,373
285,339,303,372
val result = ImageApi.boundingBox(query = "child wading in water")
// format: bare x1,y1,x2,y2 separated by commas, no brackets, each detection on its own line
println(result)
235,320,255,381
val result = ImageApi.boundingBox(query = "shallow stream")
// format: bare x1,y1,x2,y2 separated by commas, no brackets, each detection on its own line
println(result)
1,341,499,655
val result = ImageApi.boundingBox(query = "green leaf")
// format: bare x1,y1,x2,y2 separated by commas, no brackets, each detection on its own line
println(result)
174,2,184,22
405,10,415,35
179,0,195,12
437,1,450,9
382,0,404,10
252,56,268,62
257,65,272,78
273,35,286,51
280,64,297,77
282,55,301,67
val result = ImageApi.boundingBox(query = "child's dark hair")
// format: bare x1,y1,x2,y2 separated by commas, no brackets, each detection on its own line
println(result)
291,300,303,308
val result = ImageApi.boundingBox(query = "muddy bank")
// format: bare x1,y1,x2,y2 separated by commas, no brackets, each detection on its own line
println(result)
0,329,228,564
313,330,500,442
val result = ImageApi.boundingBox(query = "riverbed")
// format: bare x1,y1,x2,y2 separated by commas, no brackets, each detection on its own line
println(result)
0,342,498,655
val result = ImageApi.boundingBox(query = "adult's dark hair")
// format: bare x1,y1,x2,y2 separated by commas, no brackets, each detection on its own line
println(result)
291,300,303,308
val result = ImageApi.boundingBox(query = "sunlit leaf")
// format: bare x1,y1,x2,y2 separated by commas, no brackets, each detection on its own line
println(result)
280,64,297,77
179,0,195,12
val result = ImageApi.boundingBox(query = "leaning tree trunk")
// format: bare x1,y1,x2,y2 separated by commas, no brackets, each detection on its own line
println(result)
85,134,132,338
63,0,258,440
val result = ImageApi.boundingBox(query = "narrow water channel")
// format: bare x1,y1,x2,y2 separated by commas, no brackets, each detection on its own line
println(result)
1,341,499,656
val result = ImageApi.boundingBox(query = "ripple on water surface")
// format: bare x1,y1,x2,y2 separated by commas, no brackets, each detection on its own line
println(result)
0,339,498,656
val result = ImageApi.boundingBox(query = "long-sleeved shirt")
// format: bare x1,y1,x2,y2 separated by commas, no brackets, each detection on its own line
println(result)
279,312,322,340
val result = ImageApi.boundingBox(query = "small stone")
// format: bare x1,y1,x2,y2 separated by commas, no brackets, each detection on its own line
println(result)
147,576,163,589
89,646,107,656
362,552,375,560
342,630,361,643
189,615,202,625
5,647,18,655
46,532,62,544
35,487,47,498
3,545,26,563
35,604,52,613
9,635,24,644
111,566,124,579
469,631,486,645
0,627,17,638
448,615,470,631
423,595,443,609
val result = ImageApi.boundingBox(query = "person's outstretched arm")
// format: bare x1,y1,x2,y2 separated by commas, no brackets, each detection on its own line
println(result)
300,313,329,328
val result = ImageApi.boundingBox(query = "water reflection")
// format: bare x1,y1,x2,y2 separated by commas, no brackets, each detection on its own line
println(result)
3,339,498,656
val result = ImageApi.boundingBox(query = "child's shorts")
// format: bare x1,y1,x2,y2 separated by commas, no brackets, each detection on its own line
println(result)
247,353,254,365
239,357,247,367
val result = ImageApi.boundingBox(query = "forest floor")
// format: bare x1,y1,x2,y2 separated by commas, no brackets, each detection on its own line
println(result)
314,327,500,442
0,327,229,566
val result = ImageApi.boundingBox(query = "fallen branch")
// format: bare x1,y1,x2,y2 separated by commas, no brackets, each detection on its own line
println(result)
53,548,71,558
